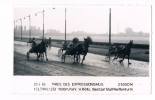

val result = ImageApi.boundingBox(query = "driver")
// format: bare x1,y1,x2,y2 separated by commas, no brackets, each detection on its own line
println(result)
31,37,36,49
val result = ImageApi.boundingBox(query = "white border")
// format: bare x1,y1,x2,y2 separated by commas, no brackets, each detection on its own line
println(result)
0,0,154,99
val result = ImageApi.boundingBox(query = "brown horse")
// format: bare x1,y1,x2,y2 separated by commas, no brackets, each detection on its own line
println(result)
61,37,80,63
61,36,93,64
27,39,48,61
112,40,133,65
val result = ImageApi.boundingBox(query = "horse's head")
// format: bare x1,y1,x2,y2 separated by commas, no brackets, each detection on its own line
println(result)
84,36,93,45
72,37,79,44
125,40,133,50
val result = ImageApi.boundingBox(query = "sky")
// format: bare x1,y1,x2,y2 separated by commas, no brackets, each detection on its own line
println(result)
14,6,151,34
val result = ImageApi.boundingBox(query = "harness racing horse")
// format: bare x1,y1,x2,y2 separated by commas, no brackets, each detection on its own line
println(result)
76,37,93,64
61,37,80,63
110,44,125,61
61,36,93,64
112,40,133,65
27,39,48,61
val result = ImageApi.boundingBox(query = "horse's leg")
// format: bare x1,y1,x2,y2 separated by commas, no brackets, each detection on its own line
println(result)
27,52,30,60
45,51,48,61
76,55,78,63
73,54,78,64
61,54,63,62
36,53,39,61
81,54,86,64
63,54,66,63
39,53,43,61
40,53,42,60
128,54,131,65
76,55,80,63
73,55,76,63
42,53,44,61
41,53,42,60
61,54,65,63
79,55,81,63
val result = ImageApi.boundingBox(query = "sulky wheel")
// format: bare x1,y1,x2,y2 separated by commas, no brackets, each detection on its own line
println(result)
58,48,63,57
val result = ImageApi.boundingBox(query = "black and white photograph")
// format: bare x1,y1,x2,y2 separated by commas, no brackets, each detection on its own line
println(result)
14,6,150,77
0,0,154,98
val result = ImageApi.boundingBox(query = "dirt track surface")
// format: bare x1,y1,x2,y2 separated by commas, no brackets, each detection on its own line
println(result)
14,41,149,76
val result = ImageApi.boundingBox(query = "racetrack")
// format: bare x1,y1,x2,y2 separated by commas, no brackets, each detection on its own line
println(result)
14,41,149,76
